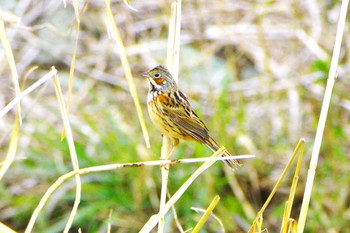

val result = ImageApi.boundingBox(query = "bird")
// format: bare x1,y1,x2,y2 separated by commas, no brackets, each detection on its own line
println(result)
143,65,241,169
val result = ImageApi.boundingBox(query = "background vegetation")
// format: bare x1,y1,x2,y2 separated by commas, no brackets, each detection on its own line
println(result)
1,0,350,232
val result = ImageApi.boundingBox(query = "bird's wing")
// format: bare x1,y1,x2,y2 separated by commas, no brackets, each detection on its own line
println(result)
162,90,210,144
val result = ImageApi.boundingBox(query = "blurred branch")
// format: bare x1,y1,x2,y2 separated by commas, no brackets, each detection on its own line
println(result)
62,1,80,140
0,222,17,233
105,0,150,148
0,69,57,118
0,19,22,125
0,117,19,181
122,0,138,12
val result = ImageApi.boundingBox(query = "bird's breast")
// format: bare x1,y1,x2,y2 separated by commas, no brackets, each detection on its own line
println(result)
147,90,162,103
147,92,186,139
148,91,176,107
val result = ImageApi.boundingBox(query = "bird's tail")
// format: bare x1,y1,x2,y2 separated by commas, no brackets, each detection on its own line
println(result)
206,137,241,170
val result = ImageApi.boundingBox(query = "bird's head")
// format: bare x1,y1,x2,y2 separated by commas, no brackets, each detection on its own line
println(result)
143,65,177,92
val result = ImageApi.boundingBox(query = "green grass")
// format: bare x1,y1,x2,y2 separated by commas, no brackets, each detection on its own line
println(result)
1,1,349,233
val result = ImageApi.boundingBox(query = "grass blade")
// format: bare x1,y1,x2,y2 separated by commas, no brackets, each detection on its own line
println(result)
0,117,19,180
192,195,220,233
105,0,150,148
0,19,22,124
25,67,82,233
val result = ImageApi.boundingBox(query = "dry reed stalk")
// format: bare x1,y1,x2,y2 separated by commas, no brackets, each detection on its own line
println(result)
0,69,57,118
192,195,220,233
22,153,253,233
0,19,22,125
62,0,80,140
297,0,349,231
0,222,17,233
280,139,304,233
25,67,82,233
0,118,19,180
52,71,82,233
248,139,305,233
105,0,150,148
158,1,182,232
140,147,225,232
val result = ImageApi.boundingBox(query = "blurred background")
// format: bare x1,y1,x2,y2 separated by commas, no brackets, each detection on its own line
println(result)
1,0,350,232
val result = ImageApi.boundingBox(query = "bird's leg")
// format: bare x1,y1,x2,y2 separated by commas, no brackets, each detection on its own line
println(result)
166,138,179,160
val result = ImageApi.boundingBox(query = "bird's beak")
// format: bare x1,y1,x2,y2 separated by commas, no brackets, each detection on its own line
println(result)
142,71,149,77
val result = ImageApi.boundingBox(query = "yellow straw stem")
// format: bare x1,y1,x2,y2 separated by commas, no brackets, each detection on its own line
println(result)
158,1,182,232
0,19,22,125
297,0,349,231
105,0,150,148
192,195,220,233
0,117,19,180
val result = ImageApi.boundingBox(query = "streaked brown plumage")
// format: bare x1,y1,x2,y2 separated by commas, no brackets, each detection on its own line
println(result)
143,65,241,169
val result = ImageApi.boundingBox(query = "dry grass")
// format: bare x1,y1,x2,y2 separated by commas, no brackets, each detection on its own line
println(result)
1,0,350,232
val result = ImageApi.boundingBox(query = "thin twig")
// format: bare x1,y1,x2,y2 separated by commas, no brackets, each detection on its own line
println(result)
0,69,57,119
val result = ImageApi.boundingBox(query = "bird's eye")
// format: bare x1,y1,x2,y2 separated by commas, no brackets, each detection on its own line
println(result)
154,73,160,78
